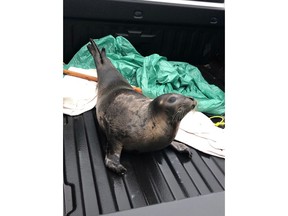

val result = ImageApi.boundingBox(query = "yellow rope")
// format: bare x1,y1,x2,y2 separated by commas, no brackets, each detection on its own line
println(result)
210,116,225,127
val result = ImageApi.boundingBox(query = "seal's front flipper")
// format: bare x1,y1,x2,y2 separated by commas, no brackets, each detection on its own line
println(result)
105,155,127,175
170,140,193,158
105,142,127,175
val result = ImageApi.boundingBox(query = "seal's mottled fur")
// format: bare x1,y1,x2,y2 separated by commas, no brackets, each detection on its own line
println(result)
87,38,197,175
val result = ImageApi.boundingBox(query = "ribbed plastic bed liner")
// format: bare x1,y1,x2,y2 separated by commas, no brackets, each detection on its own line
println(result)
63,108,225,216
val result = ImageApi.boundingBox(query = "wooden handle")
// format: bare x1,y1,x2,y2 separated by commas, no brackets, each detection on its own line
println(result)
63,69,98,82
132,87,142,94
63,69,142,94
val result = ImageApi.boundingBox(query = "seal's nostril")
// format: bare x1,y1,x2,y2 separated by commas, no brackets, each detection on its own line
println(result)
189,97,194,101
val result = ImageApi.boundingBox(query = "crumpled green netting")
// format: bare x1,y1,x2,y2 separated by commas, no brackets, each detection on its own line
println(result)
64,35,225,115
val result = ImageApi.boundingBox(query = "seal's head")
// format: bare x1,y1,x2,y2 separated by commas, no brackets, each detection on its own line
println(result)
150,93,197,125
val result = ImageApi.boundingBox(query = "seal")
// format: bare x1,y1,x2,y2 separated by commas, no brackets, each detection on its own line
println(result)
87,38,197,175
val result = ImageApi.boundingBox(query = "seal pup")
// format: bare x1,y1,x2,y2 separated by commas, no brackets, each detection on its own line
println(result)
87,38,197,175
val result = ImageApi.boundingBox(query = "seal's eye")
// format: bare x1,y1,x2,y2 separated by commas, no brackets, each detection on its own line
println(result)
167,96,176,103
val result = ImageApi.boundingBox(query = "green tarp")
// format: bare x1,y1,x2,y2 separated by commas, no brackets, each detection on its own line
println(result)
64,35,225,115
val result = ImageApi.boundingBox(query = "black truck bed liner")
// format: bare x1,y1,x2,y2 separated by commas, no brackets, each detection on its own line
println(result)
63,108,225,216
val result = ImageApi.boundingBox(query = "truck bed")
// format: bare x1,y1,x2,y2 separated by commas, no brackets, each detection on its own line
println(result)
63,108,224,216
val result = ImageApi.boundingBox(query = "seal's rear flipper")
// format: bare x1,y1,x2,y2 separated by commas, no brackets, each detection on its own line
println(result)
87,38,105,65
